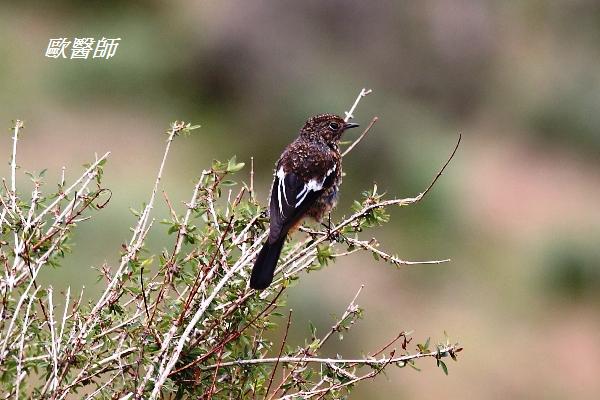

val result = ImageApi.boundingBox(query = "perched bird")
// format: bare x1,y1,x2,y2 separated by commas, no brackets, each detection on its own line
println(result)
250,114,359,289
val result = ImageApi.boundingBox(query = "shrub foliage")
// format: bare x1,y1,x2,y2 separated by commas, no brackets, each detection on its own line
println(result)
0,101,461,398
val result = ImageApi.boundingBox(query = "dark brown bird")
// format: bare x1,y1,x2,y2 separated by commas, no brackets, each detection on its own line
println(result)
250,114,359,289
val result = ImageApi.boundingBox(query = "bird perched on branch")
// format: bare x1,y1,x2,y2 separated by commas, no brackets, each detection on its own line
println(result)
250,114,360,289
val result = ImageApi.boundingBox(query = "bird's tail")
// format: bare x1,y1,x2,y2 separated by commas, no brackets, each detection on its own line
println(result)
250,238,285,290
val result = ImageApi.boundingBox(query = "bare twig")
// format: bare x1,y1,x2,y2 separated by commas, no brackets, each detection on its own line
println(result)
14,286,40,396
287,350,397,400
31,152,110,226
319,286,363,347
342,116,378,157
417,133,462,202
10,120,23,198
344,88,372,122
344,236,450,265
206,344,225,399
250,156,255,201
269,286,364,398
265,309,293,397
202,345,460,370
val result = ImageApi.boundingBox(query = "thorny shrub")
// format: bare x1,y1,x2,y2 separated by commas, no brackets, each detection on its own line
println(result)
0,91,461,399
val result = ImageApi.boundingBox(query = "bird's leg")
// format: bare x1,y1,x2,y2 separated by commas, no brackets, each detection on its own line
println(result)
321,213,346,243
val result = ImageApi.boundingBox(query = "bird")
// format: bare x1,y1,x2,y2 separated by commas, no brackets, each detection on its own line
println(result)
250,114,360,289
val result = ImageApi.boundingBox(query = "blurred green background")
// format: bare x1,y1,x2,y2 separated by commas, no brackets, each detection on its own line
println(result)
2,1,600,398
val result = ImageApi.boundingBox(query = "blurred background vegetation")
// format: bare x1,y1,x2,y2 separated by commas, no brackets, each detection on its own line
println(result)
1,1,600,398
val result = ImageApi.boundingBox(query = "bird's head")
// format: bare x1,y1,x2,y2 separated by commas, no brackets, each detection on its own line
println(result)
300,114,359,143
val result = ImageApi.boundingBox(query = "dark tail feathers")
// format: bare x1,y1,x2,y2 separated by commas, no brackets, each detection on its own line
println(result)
250,239,285,290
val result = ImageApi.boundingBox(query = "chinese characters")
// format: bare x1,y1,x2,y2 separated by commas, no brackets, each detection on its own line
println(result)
45,37,121,60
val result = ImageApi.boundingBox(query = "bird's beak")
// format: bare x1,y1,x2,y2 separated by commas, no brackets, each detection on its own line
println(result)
344,122,360,130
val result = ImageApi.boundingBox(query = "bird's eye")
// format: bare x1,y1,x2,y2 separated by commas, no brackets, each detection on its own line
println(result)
328,122,340,130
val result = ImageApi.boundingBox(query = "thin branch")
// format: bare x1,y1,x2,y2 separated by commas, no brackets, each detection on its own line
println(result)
299,228,450,266
342,116,378,157
265,309,293,397
345,237,450,266
344,88,372,122
285,350,396,400
148,176,203,325
140,266,150,320
416,133,462,202
250,156,255,201
10,120,23,197
84,373,120,400
31,152,110,226
170,287,285,377
162,191,180,223
268,286,364,398
369,331,410,358
14,286,40,397
201,345,460,370
319,285,363,347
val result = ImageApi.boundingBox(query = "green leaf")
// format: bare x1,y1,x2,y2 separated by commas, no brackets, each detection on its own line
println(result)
417,337,430,352
140,258,153,268
316,244,333,267
227,156,245,173
438,360,448,375
308,339,320,351
186,124,201,131
309,320,317,338
407,361,421,372
212,159,227,172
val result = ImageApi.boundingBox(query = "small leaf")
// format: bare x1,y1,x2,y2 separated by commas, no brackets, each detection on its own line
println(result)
212,159,226,172
417,337,430,353
140,258,153,268
438,360,448,375
227,156,245,173
407,361,421,372
309,320,317,338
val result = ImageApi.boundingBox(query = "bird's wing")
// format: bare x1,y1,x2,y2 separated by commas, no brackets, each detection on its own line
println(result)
268,164,337,242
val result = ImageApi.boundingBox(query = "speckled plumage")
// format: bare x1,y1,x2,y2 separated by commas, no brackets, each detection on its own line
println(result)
276,135,341,224
250,114,359,289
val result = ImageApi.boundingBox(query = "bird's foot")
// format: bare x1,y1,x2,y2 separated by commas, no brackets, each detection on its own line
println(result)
321,214,346,243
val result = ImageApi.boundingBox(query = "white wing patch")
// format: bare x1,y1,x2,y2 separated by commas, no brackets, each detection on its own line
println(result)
276,165,337,216
276,167,287,216
295,165,336,208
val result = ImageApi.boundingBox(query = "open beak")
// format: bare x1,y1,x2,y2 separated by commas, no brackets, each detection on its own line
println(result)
344,122,360,130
